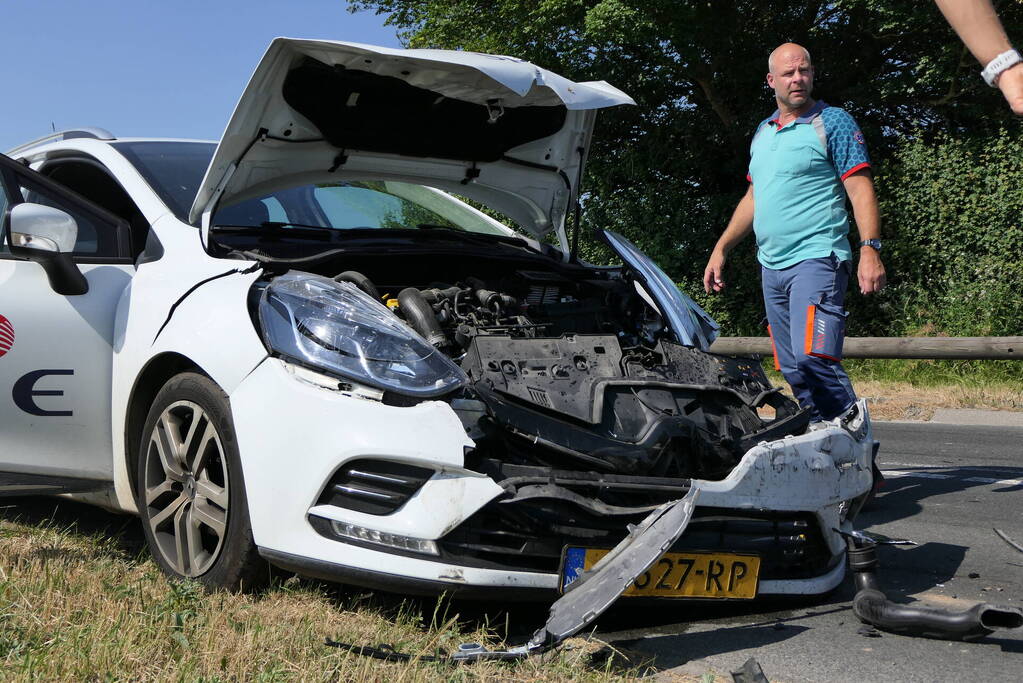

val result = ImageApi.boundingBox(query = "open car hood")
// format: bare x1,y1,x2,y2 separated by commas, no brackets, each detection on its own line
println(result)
189,38,634,243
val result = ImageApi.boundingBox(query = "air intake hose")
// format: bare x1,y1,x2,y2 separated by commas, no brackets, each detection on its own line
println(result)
397,288,448,348
848,540,1023,641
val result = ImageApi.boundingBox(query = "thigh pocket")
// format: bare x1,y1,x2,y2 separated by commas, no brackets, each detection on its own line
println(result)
803,299,848,361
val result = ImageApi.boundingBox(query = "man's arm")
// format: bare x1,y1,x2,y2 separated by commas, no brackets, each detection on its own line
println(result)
934,0,1023,114
704,185,754,293
842,170,886,295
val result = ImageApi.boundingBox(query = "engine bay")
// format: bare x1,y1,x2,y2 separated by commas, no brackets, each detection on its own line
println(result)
271,246,809,484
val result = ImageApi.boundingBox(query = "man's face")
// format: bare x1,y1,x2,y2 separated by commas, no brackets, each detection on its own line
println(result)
767,50,814,109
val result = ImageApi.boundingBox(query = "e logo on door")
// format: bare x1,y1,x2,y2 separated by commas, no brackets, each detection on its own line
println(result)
13,369,74,417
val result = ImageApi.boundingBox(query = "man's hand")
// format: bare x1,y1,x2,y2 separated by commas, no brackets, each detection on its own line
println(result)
706,185,755,294
998,62,1023,115
704,251,727,293
858,248,887,294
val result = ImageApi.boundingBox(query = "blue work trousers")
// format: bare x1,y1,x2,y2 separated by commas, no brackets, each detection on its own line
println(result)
761,255,857,421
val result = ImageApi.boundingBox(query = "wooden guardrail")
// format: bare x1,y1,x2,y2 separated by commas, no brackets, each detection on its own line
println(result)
708,337,1023,360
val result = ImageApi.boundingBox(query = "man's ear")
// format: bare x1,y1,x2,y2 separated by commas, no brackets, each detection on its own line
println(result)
766,72,775,87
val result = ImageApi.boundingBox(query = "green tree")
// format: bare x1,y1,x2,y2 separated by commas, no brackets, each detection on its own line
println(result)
348,0,1023,335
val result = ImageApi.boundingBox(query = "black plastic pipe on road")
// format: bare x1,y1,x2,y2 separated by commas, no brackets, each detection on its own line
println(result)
848,540,1023,641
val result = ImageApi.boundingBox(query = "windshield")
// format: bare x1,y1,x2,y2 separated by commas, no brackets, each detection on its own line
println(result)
211,180,511,236
112,141,215,222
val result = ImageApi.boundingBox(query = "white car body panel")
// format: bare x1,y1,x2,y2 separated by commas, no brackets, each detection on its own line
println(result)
0,260,132,478
229,357,549,588
108,215,268,512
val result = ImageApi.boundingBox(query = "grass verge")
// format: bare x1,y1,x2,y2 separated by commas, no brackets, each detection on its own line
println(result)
764,359,1023,421
0,498,665,681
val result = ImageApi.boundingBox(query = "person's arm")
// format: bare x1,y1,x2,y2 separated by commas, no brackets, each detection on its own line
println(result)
704,185,754,293
934,0,1023,114
842,170,886,295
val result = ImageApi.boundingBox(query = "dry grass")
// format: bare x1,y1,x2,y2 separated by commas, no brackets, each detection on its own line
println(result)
0,499,651,681
762,363,1023,421
854,379,1023,421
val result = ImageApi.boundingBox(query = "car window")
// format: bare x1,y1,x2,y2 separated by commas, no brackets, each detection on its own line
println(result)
0,156,130,260
40,158,151,258
312,185,410,229
112,141,215,222
214,180,509,236
16,179,110,256
263,197,287,223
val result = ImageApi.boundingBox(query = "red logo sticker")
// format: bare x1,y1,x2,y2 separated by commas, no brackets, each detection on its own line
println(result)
0,314,13,358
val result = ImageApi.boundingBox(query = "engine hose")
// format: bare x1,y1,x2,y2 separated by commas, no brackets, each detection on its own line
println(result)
420,285,463,304
847,541,1023,641
476,288,518,311
333,271,381,301
397,288,448,347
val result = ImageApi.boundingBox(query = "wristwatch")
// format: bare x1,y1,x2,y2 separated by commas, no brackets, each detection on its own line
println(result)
982,49,1022,87
859,239,882,252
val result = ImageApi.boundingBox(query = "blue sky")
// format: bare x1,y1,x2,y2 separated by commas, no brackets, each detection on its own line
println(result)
1,1,400,151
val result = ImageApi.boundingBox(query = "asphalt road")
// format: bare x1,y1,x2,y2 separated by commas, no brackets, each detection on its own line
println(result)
592,421,1023,682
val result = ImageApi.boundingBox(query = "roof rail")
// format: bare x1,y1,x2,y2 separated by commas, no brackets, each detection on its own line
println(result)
6,127,116,157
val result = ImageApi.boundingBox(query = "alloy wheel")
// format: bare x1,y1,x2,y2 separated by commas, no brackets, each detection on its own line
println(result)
143,400,229,577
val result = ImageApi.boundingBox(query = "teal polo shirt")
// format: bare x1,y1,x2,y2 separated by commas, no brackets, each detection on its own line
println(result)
747,100,871,269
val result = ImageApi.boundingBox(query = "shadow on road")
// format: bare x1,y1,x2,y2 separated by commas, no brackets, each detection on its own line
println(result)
862,542,969,597
863,464,1022,528
609,621,810,670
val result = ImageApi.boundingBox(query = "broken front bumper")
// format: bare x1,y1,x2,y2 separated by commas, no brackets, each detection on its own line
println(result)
230,357,873,597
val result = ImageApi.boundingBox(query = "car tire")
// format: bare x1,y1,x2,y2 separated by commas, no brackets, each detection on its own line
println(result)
137,372,267,591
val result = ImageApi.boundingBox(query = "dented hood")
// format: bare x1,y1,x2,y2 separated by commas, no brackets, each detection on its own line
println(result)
189,38,634,240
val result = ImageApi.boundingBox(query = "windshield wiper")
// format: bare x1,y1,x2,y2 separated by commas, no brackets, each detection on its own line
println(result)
261,221,337,232
211,222,337,240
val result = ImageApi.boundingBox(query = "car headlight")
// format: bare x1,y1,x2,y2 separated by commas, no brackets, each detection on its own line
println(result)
258,272,467,397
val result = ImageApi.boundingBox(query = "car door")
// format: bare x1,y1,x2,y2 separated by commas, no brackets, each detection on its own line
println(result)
0,152,134,490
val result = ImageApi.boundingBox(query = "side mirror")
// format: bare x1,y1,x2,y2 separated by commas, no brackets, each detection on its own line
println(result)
10,203,78,253
7,203,88,295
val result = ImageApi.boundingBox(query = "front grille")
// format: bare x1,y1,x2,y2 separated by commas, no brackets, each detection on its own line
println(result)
440,504,834,579
317,459,433,515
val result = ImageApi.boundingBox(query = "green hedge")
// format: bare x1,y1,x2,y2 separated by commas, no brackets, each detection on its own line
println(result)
863,128,1023,337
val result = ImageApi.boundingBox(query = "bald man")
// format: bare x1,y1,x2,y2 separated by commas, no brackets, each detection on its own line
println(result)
703,43,885,425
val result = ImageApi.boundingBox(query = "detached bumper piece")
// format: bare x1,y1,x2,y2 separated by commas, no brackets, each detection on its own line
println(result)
329,488,700,663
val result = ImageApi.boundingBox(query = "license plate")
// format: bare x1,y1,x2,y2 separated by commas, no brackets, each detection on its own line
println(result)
560,548,760,599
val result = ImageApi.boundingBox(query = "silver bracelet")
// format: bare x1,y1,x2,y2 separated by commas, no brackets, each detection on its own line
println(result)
981,48,1022,87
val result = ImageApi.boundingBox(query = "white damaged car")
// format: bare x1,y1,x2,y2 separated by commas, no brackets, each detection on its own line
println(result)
0,39,876,607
